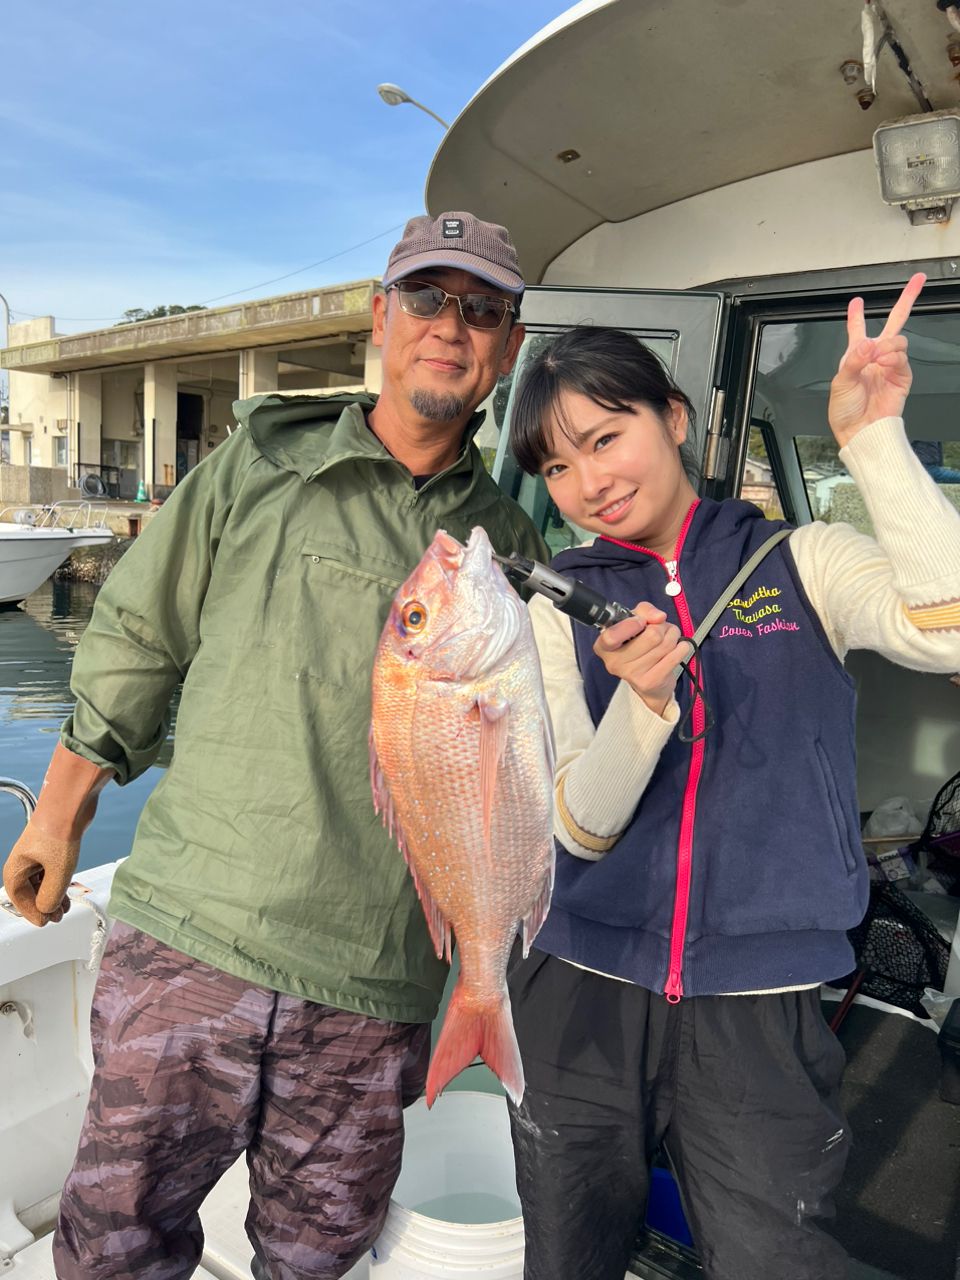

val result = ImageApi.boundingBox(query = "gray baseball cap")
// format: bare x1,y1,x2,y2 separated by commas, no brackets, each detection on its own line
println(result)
382,211,524,296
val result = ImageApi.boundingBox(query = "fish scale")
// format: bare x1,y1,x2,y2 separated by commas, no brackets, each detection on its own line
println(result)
370,525,555,1105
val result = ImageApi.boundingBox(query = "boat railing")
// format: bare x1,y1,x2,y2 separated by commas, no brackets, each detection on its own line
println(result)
0,499,109,532
0,777,38,825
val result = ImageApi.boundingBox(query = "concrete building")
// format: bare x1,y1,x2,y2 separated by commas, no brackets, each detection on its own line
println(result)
740,454,780,518
1,279,382,500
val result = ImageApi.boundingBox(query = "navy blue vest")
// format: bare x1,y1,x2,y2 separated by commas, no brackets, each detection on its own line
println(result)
535,498,868,996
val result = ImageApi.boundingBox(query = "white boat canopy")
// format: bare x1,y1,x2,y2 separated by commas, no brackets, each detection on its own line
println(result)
425,0,960,282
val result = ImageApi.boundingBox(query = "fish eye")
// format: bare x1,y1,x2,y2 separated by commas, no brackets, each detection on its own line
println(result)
401,600,427,633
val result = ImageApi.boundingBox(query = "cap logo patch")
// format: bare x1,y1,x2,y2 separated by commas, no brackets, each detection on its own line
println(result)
442,218,464,239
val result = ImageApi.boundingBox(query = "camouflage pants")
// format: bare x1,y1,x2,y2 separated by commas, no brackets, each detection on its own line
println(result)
53,922,430,1280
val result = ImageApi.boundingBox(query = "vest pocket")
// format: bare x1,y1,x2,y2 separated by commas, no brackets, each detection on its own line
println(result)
813,738,859,876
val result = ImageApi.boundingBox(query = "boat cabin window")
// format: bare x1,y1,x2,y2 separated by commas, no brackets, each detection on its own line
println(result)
737,299,960,816
742,311,960,530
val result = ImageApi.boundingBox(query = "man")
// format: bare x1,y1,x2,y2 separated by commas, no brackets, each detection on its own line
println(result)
2,212,548,1280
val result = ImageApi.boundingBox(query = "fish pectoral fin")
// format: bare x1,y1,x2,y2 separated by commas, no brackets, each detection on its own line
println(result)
477,693,510,845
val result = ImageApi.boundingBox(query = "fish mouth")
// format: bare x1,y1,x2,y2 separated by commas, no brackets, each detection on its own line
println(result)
432,529,465,568
463,525,495,567
425,526,495,588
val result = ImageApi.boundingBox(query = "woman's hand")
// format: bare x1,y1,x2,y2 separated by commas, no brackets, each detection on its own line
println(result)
593,603,690,716
828,272,925,448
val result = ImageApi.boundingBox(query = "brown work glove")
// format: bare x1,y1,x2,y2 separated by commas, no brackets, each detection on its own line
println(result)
3,830,81,926
1,743,113,927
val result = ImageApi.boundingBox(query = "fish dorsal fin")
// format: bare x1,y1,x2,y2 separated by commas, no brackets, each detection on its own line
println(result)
369,723,453,963
478,692,510,847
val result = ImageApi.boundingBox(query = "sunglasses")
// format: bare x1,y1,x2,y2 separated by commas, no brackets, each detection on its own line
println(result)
388,280,517,330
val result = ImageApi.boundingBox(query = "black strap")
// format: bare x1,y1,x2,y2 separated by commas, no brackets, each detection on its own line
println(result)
691,528,792,650
675,528,792,745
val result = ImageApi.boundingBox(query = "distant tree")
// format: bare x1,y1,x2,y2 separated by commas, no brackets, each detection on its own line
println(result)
795,435,843,471
116,304,206,326
748,426,767,462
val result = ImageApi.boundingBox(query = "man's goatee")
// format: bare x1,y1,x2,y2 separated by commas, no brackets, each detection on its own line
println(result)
410,389,467,422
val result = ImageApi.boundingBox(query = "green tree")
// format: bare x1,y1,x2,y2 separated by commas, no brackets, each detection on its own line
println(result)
116,304,206,326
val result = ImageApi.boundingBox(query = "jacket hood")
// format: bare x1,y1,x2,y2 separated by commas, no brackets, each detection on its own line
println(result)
233,391,379,481
233,390,487,482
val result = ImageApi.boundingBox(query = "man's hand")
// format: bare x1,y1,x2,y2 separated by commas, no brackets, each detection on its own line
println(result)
1,744,114,927
828,272,925,448
593,603,690,716
3,831,81,926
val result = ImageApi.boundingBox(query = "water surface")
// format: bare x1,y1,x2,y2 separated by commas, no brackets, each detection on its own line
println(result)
0,579,171,872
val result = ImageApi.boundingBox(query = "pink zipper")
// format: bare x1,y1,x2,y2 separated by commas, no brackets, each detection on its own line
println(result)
601,501,705,1002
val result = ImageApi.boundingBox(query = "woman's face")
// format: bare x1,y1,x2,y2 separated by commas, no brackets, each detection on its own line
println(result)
539,389,697,554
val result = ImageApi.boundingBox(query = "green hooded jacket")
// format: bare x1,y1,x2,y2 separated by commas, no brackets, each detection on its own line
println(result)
62,393,549,1022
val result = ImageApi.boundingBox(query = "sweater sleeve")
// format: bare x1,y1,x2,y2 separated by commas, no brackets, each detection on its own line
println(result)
529,592,678,860
788,416,960,668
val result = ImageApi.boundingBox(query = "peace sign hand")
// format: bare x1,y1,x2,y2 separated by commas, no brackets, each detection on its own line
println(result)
828,272,925,448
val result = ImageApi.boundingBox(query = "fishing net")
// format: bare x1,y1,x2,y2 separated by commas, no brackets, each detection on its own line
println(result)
909,769,960,893
845,882,950,1018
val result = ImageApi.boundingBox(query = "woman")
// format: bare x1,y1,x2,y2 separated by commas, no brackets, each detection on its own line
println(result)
505,275,960,1280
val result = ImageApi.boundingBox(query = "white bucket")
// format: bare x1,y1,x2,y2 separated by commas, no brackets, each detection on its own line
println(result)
369,1091,524,1279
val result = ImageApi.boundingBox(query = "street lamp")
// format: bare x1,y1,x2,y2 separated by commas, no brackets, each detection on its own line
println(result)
377,83,450,130
0,291,9,425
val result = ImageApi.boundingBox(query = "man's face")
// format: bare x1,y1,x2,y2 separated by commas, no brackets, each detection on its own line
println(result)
371,267,525,424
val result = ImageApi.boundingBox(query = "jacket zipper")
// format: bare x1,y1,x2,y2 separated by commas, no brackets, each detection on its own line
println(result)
601,501,704,1002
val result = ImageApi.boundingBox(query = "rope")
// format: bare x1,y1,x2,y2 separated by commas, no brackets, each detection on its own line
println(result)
69,891,110,971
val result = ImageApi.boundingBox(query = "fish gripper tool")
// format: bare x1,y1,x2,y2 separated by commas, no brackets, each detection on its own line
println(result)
492,552,635,631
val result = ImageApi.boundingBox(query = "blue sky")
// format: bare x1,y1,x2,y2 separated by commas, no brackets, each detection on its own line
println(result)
1,1,567,336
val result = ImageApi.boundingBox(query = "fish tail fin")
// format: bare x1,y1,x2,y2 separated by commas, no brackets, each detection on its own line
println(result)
426,982,524,1108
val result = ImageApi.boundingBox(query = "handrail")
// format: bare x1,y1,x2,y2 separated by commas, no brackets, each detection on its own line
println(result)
0,500,108,531
0,777,38,825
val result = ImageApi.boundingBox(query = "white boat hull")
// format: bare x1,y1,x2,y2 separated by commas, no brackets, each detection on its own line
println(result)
0,526,114,606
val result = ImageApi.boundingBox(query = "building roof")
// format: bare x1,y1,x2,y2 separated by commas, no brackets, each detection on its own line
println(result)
2,279,378,375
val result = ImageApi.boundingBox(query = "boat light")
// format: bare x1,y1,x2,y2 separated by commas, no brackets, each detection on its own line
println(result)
873,111,960,224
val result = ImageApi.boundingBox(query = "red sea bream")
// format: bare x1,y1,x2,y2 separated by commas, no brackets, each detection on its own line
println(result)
369,526,555,1105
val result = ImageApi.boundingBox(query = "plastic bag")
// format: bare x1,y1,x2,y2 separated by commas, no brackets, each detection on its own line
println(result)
863,795,923,840
920,986,956,1028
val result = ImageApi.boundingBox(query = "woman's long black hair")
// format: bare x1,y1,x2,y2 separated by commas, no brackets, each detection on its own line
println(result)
509,326,699,482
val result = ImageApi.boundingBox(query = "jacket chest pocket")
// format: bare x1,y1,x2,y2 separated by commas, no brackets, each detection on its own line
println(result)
296,547,405,689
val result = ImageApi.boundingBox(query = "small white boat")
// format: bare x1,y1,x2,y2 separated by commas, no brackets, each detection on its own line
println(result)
0,503,114,607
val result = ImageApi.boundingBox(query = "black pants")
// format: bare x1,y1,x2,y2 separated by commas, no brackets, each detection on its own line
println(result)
507,949,850,1280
